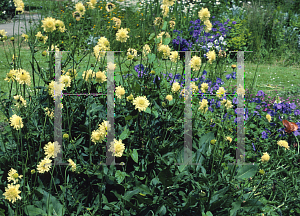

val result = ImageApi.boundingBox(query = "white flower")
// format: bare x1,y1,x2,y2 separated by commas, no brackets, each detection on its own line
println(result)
219,36,224,41
207,42,213,48
2,11,6,14
247,1,251,4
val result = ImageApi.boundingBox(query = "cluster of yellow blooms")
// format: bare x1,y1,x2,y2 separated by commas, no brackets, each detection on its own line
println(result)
41,17,66,33
94,36,111,60
3,168,23,203
13,0,24,13
91,120,111,144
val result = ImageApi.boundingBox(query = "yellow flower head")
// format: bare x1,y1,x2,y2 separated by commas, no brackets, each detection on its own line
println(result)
37,157,52,173
157,44,171,59
142,44,151,57
132,96,150,112
68,159,76,172
226,136,232,143
261,152,270,163
162,0,175,7
106,3,115,12
82,69,95,82
169,20,175,29
277,140,289,150
95,71,107,83
13,95,27,108
3,184,21,203
153,17,163,28
198,99,209,112
116,28,129,43
7,168,23,184
127,94,134,101
198,8,210,21
216,87,226,98
4,69,17,83
204,19,212,32
166,95,173,101
41,17,56,33
115,86,125,99
21,33,28,42
91,129,105,143
75,2,86,15
59,75,71,88
169,51,179,63
108,139,125,157
15,68,31,86
201,82,209,93
190,56,202,71
191,82,199,93
266,114,271,122
171,82,181,93
127,48,137,59
161,4,169,17
10,114,24,130
225,100,233,110
44,141,61,159
206,50,216,64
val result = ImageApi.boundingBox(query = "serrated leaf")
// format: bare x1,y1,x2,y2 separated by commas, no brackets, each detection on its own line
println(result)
115,170,128,184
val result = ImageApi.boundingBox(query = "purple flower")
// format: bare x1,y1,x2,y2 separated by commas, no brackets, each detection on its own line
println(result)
226,74,232,80
232,21,237,24
261,131,268,139
295,109,300,116
289,103,296,110
231,72,236,79
252,143,256,151
256,90,265,97
233,97,239,105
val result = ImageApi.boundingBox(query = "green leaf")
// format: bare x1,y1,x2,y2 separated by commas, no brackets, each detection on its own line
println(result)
149,33,155,41
235,164,258,180
119,127,130,140
158,167,173,187
144,107,151,114
148,53,156,64
156,205,167,215
163,37,171,45
162,21,168,31
125,115,133,121
115,170,129,184
123,189,140,202
24,206,47,216
131,149,138,163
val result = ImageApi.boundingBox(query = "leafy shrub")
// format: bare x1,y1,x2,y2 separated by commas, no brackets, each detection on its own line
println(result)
0,0,17,21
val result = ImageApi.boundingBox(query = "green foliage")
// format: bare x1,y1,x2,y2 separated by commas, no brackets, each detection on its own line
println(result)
226,19,251,52
0,0,16,21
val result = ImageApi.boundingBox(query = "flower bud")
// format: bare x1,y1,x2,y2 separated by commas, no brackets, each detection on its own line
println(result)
210,139,216,145
162,102,166,107
150,70,155,75
42,51,47,56
10,37,14,41
63,133,69,140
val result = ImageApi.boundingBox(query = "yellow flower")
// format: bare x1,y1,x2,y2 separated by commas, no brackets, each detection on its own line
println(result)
116,28,129,43
166,95,173,101
82,69,95,82
206,50,216,64
112,17,121,29
13,95,27,108
162,0,175,7
225,100,233,110
75,2,86,16
4,69,17,83
153,17,163,28
200,82,209,93
277,140,290,150
226,136,232,143
190,56,201,71
3,184,21,203
44,141,61,159
261,152,270,163
132,96,150,112
169,51,179,63
31,169,35,174
127,48,138,59
198,99,208,113
115,86,125,99
10,114,23,130
108,139,125,157
258,169,265,175
142,44,151,57
87,0,97,9
21,33,28,42
41,17,56,33
236,84,245,97
0,29,8,41
91,129,105,143
95,71,107,83
15,68,31,86
161,4,169,17
37,157,52,173
107,62,116,71
171,82,181,93
190,82,199,93
198,8,210,21
55,20,66,33
204,20,212,33
127,94,134,101
7,168,23,184
44,107,54,119
105,3,115,12
231,64,237,69
59,75,71,88
158,44,171,59
221,98,227,105
266,114,271,122
169,20,175,29
68,159,76,172
216,87,226,98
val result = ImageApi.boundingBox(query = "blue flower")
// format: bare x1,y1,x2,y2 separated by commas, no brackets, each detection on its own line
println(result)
256,90,265,97
295,109,300,116
252,143,256,151
226,74,232,80
231,72,236,79
232,97,239,104
232,21,237,24
261,131,268,139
